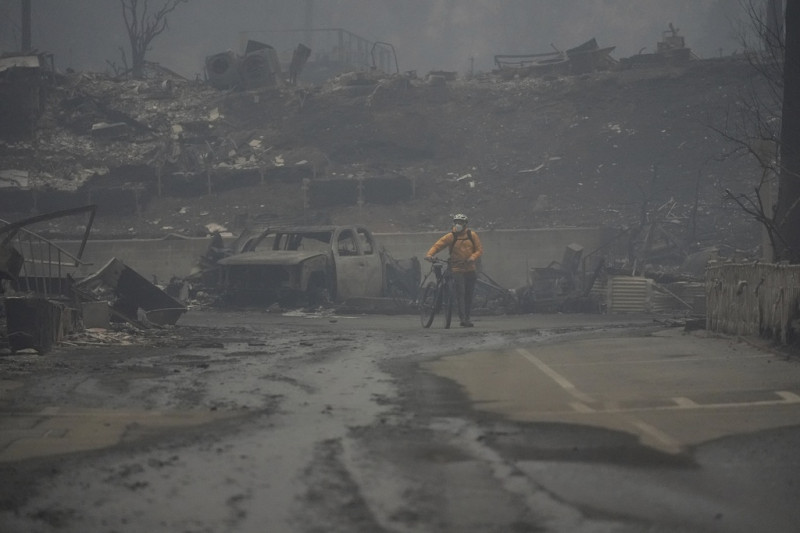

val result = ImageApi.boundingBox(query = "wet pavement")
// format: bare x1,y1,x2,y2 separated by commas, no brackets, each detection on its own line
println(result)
425,328,800,453
1,310,798,532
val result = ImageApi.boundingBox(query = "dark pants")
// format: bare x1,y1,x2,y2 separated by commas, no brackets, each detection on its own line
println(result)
452,270,477,322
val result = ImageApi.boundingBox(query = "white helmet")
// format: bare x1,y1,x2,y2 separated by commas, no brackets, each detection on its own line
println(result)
453,213,468,224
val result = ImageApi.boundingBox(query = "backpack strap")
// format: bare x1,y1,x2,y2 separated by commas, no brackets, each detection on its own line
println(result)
449,229,474,255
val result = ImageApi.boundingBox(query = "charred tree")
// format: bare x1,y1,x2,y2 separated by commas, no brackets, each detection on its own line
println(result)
775,0,800,262
713,1,800,261
120,0,188,78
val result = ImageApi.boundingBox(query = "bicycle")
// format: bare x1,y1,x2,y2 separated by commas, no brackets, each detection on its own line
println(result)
418,258,454,328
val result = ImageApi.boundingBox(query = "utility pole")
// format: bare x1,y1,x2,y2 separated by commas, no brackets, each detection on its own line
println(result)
21,0,31,52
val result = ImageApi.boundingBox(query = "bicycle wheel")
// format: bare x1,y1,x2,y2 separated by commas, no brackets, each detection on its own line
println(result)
442,277,454,329
418,282,438,328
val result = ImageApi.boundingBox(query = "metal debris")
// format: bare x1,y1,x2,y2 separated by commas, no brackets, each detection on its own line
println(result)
74,257,186,326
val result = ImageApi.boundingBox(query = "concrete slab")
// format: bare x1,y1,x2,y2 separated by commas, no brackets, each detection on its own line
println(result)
0,408,237,462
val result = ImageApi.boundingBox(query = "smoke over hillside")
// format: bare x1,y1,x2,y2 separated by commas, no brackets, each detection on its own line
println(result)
1,0,743,76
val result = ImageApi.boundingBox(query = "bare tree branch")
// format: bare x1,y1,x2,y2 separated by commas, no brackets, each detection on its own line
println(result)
120,0,189,78
706,1,800,260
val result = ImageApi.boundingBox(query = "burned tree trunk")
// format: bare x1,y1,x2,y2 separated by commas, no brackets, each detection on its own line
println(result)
776,0,800,262
120,0,188,78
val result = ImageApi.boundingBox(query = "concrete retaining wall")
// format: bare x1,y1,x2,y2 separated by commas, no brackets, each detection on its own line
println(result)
58,236,214,285
378,227,620,288
57,227,622,289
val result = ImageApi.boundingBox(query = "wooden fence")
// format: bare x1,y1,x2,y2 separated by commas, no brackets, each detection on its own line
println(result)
706,263,800,344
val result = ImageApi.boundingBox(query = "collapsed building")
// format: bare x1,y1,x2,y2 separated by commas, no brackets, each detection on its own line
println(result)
0,205,188,354
493,25,693,80
0,31,415,232
0,21,765,350
494,37,617,79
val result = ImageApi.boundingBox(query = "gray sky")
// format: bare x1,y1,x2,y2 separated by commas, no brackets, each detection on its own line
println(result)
1,0,745,77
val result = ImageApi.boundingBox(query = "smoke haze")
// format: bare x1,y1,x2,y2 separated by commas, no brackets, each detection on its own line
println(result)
1,0,745,76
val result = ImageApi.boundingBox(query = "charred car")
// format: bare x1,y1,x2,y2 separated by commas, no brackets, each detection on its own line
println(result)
215,225,390,306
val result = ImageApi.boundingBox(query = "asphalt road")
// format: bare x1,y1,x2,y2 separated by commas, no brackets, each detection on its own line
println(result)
1,310,799,532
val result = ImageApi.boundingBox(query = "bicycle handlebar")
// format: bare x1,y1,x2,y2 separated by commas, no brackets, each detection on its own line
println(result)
425,257,470,266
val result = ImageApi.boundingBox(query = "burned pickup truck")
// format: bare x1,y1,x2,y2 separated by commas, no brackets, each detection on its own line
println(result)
212,225,417,307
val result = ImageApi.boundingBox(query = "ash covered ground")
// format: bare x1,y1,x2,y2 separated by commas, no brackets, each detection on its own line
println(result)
1,57,766,263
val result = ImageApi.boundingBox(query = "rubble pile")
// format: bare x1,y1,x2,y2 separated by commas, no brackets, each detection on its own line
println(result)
0,54,766,259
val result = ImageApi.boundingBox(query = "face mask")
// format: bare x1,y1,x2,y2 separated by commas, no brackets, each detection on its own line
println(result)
454,224,464,232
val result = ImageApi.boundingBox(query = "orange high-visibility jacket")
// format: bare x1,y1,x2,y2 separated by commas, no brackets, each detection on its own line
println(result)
426,227,483,273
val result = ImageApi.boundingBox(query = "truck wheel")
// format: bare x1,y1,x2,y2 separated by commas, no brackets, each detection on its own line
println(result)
306,274,330,307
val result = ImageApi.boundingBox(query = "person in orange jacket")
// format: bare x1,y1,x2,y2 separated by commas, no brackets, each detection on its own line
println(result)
425,213,483,327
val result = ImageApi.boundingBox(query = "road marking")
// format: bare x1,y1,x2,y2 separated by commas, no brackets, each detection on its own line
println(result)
511,349,799,454
580,391,800,414
516,348,595,404
569,402,595,413
628,418,682,453
553,353,772,366
672,397,698,408
777,390,800,402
